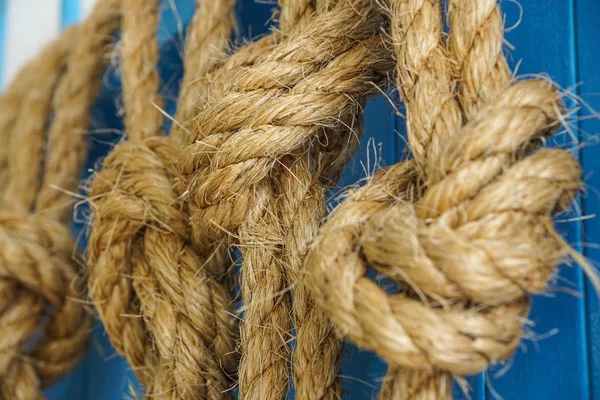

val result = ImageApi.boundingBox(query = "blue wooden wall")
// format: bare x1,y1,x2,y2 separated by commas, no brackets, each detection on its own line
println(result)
1,0,599,398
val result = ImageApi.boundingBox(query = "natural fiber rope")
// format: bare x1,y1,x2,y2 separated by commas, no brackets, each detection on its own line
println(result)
0,0,119,398
178,2,392,398
393,0,462,174
170,0,236,143
308,0,589,392
276,1,348,398
1,26,78,211
384,0,464,395
380,0,513,395
88,0,238,398
0,30,81,399
36,0,121,220
1,0,593,399
447,0,511,119
310,78,579,393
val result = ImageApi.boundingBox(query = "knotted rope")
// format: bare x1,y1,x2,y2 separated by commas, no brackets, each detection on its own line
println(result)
178,2,392,398
0,0,119,398
88,1,238,398
309,1,594,399
2,0,595,399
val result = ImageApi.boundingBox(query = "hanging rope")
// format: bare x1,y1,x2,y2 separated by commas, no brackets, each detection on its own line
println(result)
177,2,392,398
0,0,595,399
0,0,119,398
308,1,595,399
88,0,238,398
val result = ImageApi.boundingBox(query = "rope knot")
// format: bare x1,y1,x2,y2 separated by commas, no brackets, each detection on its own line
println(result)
177,1,394,247
88,136,237,397
310,79,581,376
89,136,188,246
0,211,90,398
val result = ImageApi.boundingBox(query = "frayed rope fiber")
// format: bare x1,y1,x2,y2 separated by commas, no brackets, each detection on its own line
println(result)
0,0,596,399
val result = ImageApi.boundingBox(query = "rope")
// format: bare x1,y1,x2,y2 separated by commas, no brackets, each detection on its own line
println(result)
0,1,594,399
0,0,119,397
308,1,587,399
87,0,238,398
178,2,392,398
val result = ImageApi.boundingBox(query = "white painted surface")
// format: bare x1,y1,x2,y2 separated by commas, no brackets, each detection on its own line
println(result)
3,0,62,85
81,0,97,18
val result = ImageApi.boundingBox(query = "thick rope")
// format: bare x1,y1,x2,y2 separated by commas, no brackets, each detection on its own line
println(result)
386,0,464,394
0,0,119,397
36,0,122,220
309,79,581,399
178,2,392,398
0,1,590,399
2,26,78,211
447,0,511,119
276,0,365,397
88,0,238,398
170,0,236,143
392,0,462,173
376,0,516,395
0,36,72,195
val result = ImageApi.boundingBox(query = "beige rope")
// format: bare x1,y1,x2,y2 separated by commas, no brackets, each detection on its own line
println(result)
35,0,121,220
178,2,392,398
170,0,236,143
0,0,119,397
88,0,238,398
447,0,511,119
0,1,591,399
276,1,343,398
309,78,581,399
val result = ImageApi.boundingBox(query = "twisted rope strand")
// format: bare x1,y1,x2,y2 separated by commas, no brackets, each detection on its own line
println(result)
170,0,236,143
392,0,462,173
179,2,392,398
2,26,78,211
278,0,315,35
88,1,238,397
0,1,120,397
386,0,465,393
382,0,514,394
276,0,360,397
447,0,511,119
120,0,164,141
309,79,582,398
36,0,121,220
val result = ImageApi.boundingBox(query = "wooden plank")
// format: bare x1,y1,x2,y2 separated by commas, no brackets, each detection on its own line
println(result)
62,0,80,27
487,0,590,398
577,0,600,398
3,0,61,84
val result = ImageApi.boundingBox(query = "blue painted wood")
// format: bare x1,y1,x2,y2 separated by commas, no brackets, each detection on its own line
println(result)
578,0,600,398
485,1,592,399
24,0,599,398
61,0,80,27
